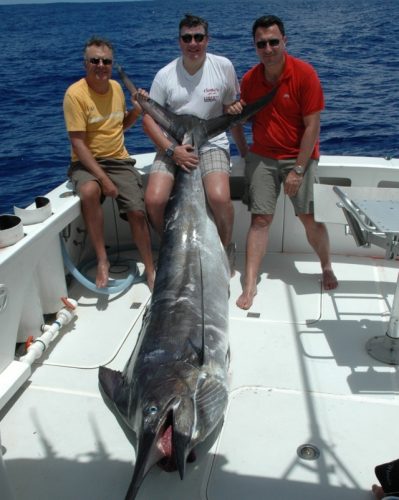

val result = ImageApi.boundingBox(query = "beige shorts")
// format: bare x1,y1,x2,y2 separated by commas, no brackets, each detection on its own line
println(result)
68,157,145,217
243,152,318,215
151,147,231,177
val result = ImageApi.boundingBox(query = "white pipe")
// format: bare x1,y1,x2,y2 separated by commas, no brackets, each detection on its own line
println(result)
19,297,77,366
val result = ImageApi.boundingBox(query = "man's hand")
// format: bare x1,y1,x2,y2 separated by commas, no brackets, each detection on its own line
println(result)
99,175,118,198
131,88,149,113
284,171,303,197
173,144,199,172
225,99,246,115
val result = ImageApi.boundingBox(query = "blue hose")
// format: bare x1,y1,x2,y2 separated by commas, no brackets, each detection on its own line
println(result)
60,237,143,295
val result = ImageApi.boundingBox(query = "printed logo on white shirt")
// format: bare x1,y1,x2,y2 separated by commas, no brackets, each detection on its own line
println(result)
204,87,220,102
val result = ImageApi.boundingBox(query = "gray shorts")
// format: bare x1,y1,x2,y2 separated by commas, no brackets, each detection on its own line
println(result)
68,157,145,216
243,152,317,215
151,147,231,177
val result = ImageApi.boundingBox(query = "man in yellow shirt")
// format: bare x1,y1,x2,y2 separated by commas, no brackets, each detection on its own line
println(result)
63,37,155,290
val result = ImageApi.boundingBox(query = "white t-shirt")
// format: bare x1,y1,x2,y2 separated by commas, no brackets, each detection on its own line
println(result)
150,53,240,152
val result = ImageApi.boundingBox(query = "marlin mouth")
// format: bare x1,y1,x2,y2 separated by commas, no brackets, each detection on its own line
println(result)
156,410,175,471
156,409,197,472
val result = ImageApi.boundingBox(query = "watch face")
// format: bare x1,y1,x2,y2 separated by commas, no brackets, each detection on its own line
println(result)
294,166,304,175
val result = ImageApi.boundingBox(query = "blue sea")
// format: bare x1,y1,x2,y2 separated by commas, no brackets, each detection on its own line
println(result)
0,0,398,214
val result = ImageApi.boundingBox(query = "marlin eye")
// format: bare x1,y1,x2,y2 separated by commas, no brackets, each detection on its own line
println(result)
145,406,158,416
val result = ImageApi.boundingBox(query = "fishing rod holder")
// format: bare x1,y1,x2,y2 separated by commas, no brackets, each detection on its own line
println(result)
334,186,399,365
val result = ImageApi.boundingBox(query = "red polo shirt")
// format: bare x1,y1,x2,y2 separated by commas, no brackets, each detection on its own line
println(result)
241,54,324,160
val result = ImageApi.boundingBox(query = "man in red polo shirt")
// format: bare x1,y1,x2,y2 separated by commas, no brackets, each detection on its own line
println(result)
229,14,338,310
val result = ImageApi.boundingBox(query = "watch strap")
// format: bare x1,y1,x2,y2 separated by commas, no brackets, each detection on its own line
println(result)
165,144,176,158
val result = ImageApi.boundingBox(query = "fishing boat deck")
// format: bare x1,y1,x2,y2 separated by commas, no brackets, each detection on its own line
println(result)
1,153,399,499
1,249,398,499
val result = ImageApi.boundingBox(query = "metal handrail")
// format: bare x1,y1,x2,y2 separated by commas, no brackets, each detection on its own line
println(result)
332,186,379,233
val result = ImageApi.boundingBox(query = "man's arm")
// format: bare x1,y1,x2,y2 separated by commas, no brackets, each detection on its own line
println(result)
123,107,141,131
296,111,320,169
122,92,144,130
284,111,320,197
68,131,118,198
224,101,249,158
230,124,249,158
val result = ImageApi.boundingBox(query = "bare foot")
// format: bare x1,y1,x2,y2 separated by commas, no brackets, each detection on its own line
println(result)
236,287,257,310
371,484,385,499
96,260,110,288
322,269,338,290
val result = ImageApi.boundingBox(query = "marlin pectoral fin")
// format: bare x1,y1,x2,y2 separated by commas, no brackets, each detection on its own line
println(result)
237,85,278,122
99,366,130,416
195,377,228,431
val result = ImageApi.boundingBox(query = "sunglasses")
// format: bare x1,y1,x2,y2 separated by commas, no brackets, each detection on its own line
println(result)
88,57,113,66
256,39,280,49
180,33,206,43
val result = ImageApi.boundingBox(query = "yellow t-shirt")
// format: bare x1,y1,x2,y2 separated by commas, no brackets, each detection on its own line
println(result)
63,78,129,162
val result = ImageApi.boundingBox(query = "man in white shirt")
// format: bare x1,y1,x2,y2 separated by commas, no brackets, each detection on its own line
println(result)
143,14,240,267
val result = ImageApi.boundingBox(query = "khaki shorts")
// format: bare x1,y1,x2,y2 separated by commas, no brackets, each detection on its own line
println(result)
151,147,231,177
243,152,317,215
68,157,145,217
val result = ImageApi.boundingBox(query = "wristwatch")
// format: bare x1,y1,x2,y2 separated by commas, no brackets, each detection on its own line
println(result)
293,165,305,176
165,144,176,158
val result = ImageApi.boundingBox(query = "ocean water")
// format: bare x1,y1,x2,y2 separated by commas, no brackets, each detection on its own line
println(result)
0,0,398,214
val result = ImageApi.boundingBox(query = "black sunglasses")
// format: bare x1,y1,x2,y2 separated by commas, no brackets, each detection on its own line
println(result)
256,39,280,49
88,57,113,66
180,33,206,43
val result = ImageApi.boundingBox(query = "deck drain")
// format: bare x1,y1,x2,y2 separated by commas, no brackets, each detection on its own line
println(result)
247,312,260,318
130,302,142,309
297,443,320,460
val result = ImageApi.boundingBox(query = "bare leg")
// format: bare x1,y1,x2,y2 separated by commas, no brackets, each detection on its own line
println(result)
298,214,338,290
203,171,234,247
126,210,156,291
79,180,109,288
144,172,174,236
236,214,273,310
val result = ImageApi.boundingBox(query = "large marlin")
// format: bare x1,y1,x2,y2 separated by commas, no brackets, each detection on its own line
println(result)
99,67,277,500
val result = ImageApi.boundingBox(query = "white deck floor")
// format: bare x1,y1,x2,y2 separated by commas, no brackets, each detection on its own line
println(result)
1,252,399,500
